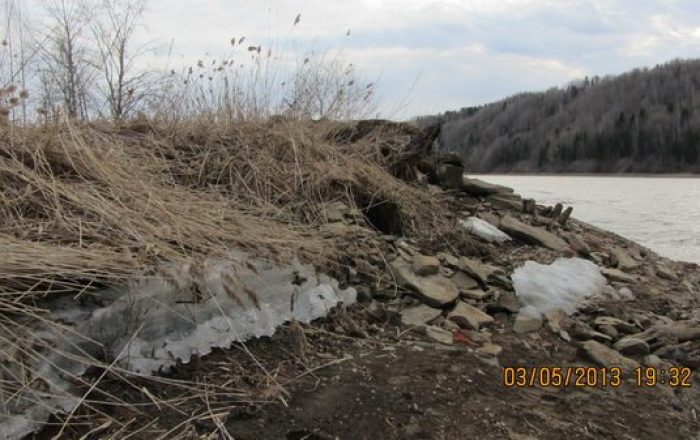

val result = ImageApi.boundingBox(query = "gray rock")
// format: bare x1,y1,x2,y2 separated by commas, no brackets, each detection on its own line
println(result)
476,343,502,357
462,177,514,196
487,193,523,211
423,325,453,345
597,324,619,339
500,215,570,252
557,206,573,225
452,271,480,291
400,304,442,327
566,233,591,256
461,288,492,301
656,264,678,281
544,309,573,333
448,302,494,330
613,337,650,356
388,259,460,307
436,163,464,189
618,287,635,300
602,268,636,284
593,316,638,334
478,212,501,227
643,354,663,367
513,313,542,334
459,257,502,284
610,247,641,271
580,340,639,371
412,254,440,276
486,292,520,314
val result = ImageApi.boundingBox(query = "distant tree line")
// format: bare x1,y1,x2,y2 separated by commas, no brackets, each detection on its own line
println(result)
419,59,700,173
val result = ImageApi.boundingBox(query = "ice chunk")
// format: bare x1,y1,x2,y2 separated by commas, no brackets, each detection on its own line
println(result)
460,217,511,243
0,250,355,440
512,258,606,317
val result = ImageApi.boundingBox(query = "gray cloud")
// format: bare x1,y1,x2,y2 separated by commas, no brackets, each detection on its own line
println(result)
133,0,700,118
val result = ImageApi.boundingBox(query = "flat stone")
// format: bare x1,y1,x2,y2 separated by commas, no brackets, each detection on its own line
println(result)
566,233,591,256
400,304,442,327
593,316,638,334
486,292,520,314
487,193,523,211
513,313,542,334
656,264,678,281
544,309,572,333
461,289,492,301
610,247,641,271
459,257,502,284
602,268,636,283
436,252,461,268
462,177,514,196
613,337,650,356
448,302,494,330
412,254,440,276
618,287,635,300
423,325,453,345
476,343,502,357
500,215,570,252
478,212,501,227
389,259,460,307
580,340,639,371
452,271,480,291
597,324,619,339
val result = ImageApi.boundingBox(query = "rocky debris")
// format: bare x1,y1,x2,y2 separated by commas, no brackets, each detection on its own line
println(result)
602,268,637,283
593,316,638,334
478,212,501,227
609,247,641,271
613,337,650,356
388,259,459,307
487,193,523,211
500,215,570,251
544,309,573,335
476,343,502,357
656,264,678,281
421,325,454,345
451,271,480,291
459,257,502,285
461,288,492,301
462,177,514,196
566,233,591,256
570,322,614,342
618,287,636,300
459,217,511,243
580,340,639,370
436,163,464,189
487,292,520,314
412,254,440,276
448,302,494,330
513,313,542,334
400,305,442,327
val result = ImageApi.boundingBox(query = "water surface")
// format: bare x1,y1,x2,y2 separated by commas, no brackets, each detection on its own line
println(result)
472,175,700,264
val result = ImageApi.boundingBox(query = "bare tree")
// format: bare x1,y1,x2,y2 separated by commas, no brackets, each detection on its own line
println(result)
35,0,93,120
90,0,149,121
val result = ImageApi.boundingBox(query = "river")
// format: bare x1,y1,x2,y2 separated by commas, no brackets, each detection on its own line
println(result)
471,175,700,264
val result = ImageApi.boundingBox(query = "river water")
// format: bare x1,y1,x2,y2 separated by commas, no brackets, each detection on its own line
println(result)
471,175,700,264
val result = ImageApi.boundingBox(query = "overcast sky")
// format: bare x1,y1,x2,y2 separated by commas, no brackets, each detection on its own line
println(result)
130,1,700,118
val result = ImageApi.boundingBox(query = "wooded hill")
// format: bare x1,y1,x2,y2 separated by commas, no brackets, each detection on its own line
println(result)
421,59,700,173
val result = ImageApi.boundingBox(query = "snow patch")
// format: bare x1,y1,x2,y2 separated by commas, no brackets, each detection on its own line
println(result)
460,217,511,243
513,258,606,318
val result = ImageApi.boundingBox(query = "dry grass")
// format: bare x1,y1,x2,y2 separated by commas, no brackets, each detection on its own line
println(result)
0,117,455,438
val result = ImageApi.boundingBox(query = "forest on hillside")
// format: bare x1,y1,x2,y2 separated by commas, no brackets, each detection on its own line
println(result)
421,59,700,173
